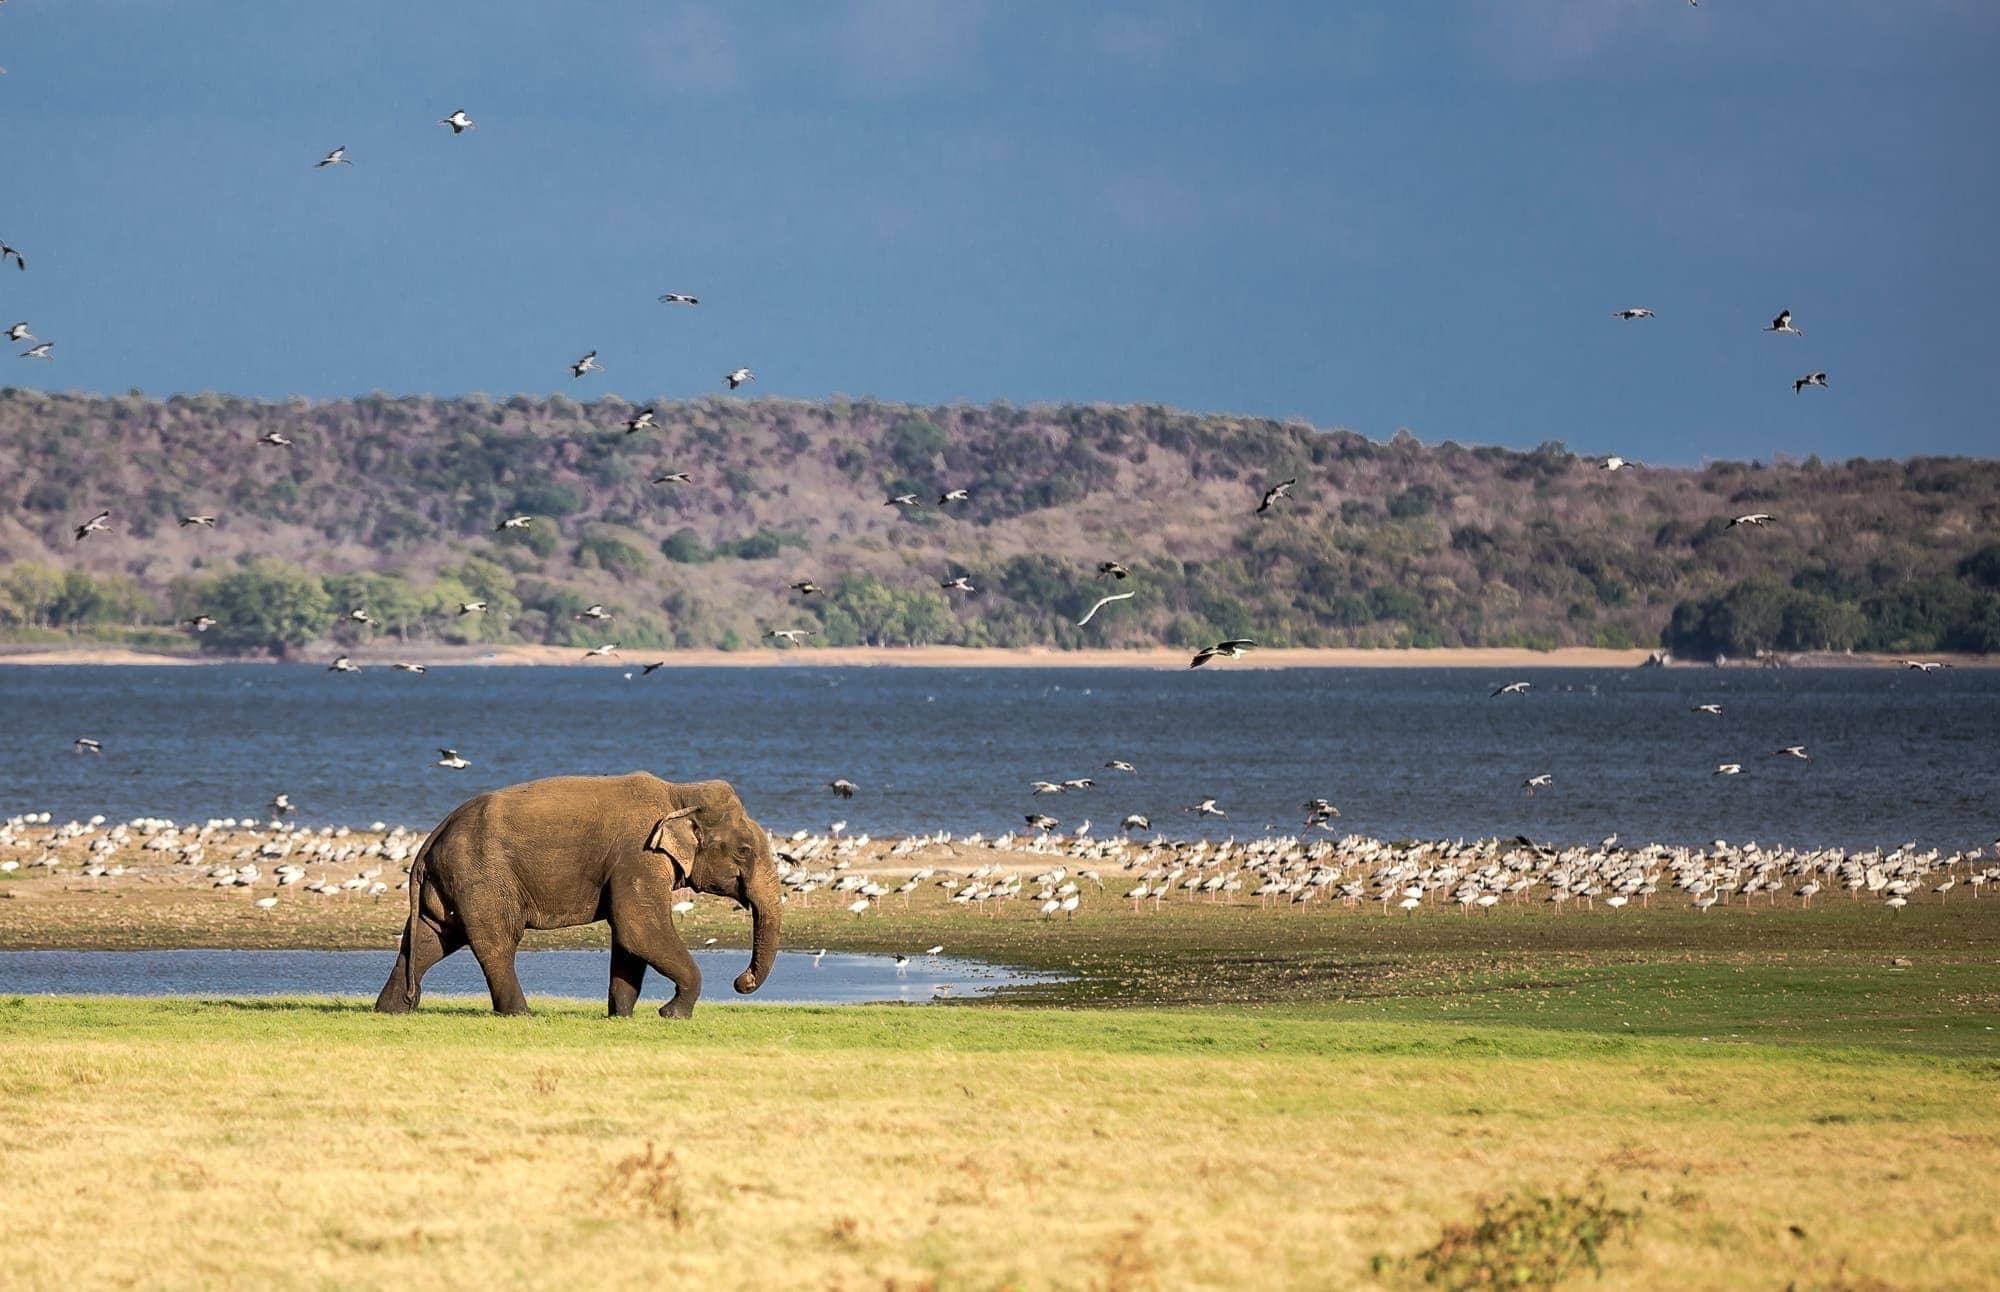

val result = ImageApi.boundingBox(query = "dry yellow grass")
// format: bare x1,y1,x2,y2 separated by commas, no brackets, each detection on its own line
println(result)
3,999,1995,1291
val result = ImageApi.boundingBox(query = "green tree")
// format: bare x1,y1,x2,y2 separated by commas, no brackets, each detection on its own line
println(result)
201,562,333,657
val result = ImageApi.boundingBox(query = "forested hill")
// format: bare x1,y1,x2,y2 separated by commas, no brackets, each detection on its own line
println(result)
1,388,1996,657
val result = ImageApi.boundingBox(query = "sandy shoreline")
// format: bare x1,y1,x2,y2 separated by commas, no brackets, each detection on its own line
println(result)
5,643,1981,669
0,643,1991,669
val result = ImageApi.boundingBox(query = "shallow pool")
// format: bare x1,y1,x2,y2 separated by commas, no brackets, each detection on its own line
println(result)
0,949,1054,1005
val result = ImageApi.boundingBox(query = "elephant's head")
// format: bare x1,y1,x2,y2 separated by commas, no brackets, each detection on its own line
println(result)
645,779,781,994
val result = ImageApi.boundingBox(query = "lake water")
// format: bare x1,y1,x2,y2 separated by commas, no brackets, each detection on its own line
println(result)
0,949,1039,1005
1,664,1994,849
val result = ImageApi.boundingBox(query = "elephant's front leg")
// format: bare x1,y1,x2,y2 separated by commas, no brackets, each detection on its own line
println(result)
607,942,647,1018
609,883,702,1019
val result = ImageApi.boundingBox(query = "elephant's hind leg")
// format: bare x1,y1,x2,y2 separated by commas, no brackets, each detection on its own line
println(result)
466,923,531,1016
374,918,463,1013
608,942,647,1018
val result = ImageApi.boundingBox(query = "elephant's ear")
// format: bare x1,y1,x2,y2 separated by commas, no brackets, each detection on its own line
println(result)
644,806,701,881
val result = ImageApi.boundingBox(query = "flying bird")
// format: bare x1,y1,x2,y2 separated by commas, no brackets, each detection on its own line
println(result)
1901,660,1948,672
574,604,613,621
1613,308,1655,320
1191,639,1257,668
1691,703,1724,715
1185,798,1226,817
1076,591,1135,627
641,661,667,675
496,515,534,530
314,145,352,168
1793,371,1829,394
328,656,360,673
5,323,31,342
767,629,815,644
658,293,699,305
1491,681,1531,697
391,662,427,674
724,368,754,389
1522,773,1554,794
623,409,658,434
1773,745,1811,761
582,643,619,658
1121,814,1150,831
1728,513,1773,528
258,431,294,447
19,341,52,359
1257,479,1296,514
74,737,103,755
652,471,693,485
886,494,921,507
1764,309,1803,337
348,608,374,625
570,350,604,378
940,576,975,592
938,488,970,504
73,510,111,541
1104,760,1136,772
790,581,824,595
438,109,475,134
1715,763,1744,776
185,615,216,632
1600,456,1638,471
1098,561,1130,580
436,748,470,769
178,514,217,528
1025,814,1060,831
457,601,486,616
0,242,23,271
828,778,857,799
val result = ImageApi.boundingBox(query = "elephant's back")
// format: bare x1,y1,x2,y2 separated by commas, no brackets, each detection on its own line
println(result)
439,772,667,836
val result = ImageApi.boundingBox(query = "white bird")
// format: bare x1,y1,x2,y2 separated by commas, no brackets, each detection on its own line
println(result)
73,510,111,542
671,899,695,917
258,431,294,447
457,601,486,615
812,948,827,967
1612,308,1654,321
1764,309,1803,337
886,493,921,507
940,576,975,593
1901,660,1948,672
575,604,613,621
1600,456,1638,471
314,145,352,168
1691,703,1724,715
582,643,619,659
658,293,699,305
391,662,427,674
1728,513,1774,528
185,615,216,632
496,515,534,530
5,322,31,342
1793,371,1829,394
20,341,52,360
847,898,871,916
348,608,374,625
439,109,475,134
436,748,469,769
1121,814,1150,831
1105,760,1136,772
1715,763,1744,776
767,629,815,644
653,471,693,485
254,896,279,911
724,368,754,389
1186,798,1226,818
74,737,103,755
623,408,658,434
1773,745,1811,761
1523,773,1554,794
571,350,604,379
327,656,359,673
1491,681,1531,697
1077,592,1135,627
938,488,970,504
925,945,943,956
893,954,909,975
178,514,218,528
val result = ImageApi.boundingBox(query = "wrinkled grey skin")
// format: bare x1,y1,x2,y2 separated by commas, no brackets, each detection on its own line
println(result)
373,773,781,1018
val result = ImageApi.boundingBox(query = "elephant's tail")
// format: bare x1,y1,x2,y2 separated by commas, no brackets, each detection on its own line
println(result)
402,843,434,1004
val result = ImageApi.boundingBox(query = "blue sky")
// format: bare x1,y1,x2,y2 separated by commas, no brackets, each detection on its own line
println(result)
2,1,1994,463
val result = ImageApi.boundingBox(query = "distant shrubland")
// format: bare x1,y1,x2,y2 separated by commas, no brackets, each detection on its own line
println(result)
0,389,1994,656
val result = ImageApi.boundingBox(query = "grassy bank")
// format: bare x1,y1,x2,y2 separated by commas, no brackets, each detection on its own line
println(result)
3,996,1995,1290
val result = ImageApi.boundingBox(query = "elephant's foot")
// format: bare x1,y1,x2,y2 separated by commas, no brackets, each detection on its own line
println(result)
493,1003,534,1017
374,996,413,1014
658,997,695,1020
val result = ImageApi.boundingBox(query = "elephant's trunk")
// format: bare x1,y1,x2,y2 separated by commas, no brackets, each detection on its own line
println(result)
734,872,781,994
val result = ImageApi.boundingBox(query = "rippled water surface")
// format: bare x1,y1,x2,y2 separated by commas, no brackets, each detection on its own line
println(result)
1,664,1994,847
0,949,1035,1004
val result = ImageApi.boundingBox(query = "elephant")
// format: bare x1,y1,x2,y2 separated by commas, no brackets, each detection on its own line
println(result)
373,773,781,1018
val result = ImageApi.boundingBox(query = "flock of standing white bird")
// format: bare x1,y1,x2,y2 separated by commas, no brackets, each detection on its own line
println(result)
9,79,1986,948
